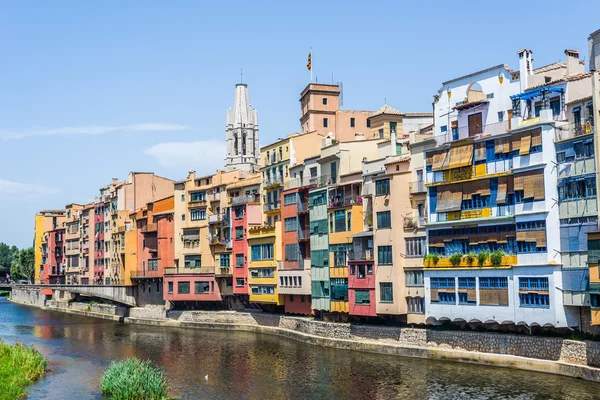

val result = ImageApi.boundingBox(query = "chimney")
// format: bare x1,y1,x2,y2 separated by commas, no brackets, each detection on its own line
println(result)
518,49,533,92
565,49,582,77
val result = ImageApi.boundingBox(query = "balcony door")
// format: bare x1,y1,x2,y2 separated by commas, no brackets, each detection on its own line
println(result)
468,113,483,137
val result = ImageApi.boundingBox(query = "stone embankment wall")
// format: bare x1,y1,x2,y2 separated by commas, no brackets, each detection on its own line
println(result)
129,310,600,369
10,287,47,307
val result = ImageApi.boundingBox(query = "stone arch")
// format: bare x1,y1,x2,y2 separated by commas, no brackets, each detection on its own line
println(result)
466,82,485,103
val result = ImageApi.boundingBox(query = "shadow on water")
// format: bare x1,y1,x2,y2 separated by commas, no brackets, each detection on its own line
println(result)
1,297,599,400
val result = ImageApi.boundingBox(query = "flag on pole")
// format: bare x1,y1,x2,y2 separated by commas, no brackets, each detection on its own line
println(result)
307,51,312,71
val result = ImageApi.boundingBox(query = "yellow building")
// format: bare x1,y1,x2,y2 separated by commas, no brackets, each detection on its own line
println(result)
259,131,324,226
33,210,66,284
124,223,137,286
247,221,283,306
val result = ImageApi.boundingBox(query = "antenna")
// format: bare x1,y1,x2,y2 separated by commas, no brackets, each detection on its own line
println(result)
240,68,243,84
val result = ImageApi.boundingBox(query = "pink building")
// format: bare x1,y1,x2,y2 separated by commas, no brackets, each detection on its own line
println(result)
348,232,376,317
42,227,66,284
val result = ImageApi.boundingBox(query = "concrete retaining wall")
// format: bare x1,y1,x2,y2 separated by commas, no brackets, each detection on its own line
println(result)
10,287,47,307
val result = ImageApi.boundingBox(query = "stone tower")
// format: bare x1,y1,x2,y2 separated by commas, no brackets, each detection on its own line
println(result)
225,83,259,172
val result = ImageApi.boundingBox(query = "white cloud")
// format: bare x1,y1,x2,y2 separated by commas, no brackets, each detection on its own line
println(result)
0,123,189,140
144,140,226,173
0,179,59,197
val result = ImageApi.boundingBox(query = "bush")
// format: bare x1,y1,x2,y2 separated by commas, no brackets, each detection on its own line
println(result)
477,251,490,268
430,254,440,266
101,358,170,400
465,253,476,266
490,250,505,268
0,341,47,400
449,253,463,267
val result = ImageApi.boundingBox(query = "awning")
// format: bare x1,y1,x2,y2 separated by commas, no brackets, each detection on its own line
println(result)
352,231,374,238
510,86,564,101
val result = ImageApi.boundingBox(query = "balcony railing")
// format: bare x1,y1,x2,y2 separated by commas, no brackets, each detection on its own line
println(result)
217,266,232,276
348,249,373,261
208,192,221,202
436,120,509,144
263,202,281,212
296,201,309,213
329,195,362,208
277,259,306,270
208,213,230,225
555,122,595,142
130,269,163,279
141,223,158,233
409,181,425,194
264,176,284,188
232,194,260,206
164,264,214,274
309,174,335,188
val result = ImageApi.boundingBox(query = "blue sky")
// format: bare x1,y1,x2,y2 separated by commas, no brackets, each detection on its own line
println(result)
0,1,599,248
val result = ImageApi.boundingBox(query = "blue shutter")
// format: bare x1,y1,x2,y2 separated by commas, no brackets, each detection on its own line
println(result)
429,187,437,213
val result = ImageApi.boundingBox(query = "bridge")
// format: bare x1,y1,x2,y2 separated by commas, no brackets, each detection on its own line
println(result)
0,284,137,307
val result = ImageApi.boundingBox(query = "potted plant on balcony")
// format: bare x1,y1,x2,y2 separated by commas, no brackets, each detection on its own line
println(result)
490,250,504,268
477,251,490,268
465,253,476,266
424,253,439,267
449,253,463,267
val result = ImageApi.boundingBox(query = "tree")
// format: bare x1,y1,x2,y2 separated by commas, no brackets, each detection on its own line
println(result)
0,243,18,271
11,248,35,282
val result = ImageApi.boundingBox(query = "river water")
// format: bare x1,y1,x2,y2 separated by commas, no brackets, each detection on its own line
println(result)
1,298,599,399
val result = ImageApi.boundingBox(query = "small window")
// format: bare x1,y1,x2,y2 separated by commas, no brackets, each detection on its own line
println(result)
181,194,185,202
323,98,328,105
375,179,390,196
498,111,504,122
181,214,186,221
350,117,355,128
380,282,393,303
440,125,448,133
377,211,391,229
177,281,190,294
168,282,173,294
545,76,552,83
367,119,371,128
323,118,329,128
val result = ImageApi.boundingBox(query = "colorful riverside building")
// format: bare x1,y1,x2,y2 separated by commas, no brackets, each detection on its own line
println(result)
130,196,174,303
247,222,283,308
168,169,252,307
226,175,262,301
34,210,66,284
64,204,83,285
42,226,66,284
424,48,595,331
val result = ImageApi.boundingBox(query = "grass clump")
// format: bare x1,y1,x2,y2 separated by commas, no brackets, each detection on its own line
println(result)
0,341,47,400
465,253,476,266
477,251,490,268
101,358,170,400
449,253,463,267
490,250,505,268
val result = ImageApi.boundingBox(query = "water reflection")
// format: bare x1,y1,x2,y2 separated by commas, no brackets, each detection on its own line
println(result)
1,298,598,400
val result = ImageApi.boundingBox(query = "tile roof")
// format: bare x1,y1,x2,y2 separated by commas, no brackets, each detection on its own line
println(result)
404,112,433,117
370,104,404,118
533,62,565,74
567,95,593,105
525,72,591,91
339,169,362,178
452,99,489,111
384,154,411,165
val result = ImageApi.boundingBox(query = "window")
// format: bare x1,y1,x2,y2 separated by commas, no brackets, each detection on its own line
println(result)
285,244,299,261
332,245,347,266
190,191,206,202
357,265,366,278
367,119,371,128
479,277,508,288
184,255,201,269
236,278,245,287
350,117,355,128
323,118,328,128
350,264,356,275
440,125,448,133
251,244,274,261
235,226,244,240
438,292,456,304
498,111,504,121
236,254,244,268
284,217,298,232
519,293,550,308
430,277,455,289
195,281,210,294
347,211,351,232
378,246,393,265
251,285,275,295
310,167,318,178
557,152,566,163
390,121,397,134
354,290,370,305
458,277,476,288
323,97,328,105
334,210,346,232
331,278,348,301
234,207,243,219
378,129,384,138
406,237,425,257
405,270,424,286
181,194,185,202
380,282,393,303
284,193,297,206
190,208,206,221
181,214,186,221
375,179,390,196
377,211,391,229
220,254,230,268
518,277,548,290
250,268,274,278
407,297,424,313
178,281,190,294
168,282,173,294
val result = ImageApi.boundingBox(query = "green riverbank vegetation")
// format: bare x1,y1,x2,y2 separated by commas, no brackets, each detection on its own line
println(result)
0,341,47,400
100,358,171,400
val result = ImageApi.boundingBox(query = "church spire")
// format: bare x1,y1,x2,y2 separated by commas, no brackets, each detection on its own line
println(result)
225,83,259,173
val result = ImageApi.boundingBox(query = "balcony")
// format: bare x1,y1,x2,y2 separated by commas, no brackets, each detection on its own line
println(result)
208,213,230,225
555,122,595,142
296,201,309,214
297,227,310,241
130,268,163,279
188,199,207,207
348,249,373,262
232,194,260,206
182,232,200,242
328,195,362,209
263,202,281,213
310,174,334,188
409,181,425,194
425,254,517,269
264,176,284,189
209,234,224,245
217,266,232,276
436,120,509,144
208,192,221,202
141,223,158,234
